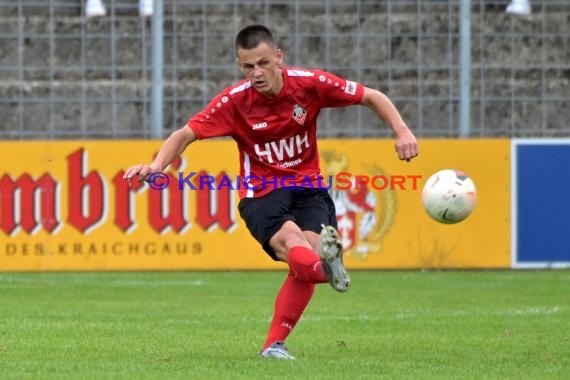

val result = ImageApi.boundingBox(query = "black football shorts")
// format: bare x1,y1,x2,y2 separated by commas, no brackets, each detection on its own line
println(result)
238,187,338,260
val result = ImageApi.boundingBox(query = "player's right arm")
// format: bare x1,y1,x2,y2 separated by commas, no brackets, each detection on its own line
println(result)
124,85,235,186
123,124,196,185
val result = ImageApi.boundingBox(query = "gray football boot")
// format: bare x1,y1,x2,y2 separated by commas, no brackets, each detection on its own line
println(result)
319,225,350,292
259,342,296,360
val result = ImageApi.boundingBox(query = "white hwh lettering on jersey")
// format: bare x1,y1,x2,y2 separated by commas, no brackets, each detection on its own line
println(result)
254,131,309,163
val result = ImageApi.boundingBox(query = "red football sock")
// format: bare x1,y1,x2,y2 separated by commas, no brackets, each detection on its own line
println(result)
263,270,315,350
287,246,327,283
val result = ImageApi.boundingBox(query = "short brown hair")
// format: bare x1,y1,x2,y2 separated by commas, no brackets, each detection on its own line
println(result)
235,25,276,52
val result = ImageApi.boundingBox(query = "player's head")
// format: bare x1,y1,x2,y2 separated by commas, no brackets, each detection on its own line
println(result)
235,25,284,97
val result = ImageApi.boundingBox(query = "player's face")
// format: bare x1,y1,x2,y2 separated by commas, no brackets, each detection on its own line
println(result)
237,42,284,97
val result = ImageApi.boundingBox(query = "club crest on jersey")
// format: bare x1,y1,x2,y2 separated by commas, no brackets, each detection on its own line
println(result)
292,104,307,126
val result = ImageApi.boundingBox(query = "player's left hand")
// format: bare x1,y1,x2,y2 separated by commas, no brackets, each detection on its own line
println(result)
394,127,419,162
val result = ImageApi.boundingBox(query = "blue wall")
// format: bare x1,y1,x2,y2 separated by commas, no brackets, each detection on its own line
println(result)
515,141,570,266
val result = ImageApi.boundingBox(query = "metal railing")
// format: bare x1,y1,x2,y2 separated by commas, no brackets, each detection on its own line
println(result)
0,0,567,139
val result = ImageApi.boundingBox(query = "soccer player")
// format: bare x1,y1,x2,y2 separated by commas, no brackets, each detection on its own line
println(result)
124,24,418,360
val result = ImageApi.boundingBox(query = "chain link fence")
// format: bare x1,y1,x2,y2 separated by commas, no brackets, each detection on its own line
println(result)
0,0,568,139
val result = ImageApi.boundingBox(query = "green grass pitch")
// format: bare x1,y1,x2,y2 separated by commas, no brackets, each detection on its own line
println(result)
1,270,568,379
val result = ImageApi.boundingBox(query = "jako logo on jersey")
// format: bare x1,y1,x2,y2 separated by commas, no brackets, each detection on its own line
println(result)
254,131,309,164
292,104,307,126
252,122,268,130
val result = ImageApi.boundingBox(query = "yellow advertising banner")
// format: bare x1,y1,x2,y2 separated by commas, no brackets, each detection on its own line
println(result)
0,139,510,271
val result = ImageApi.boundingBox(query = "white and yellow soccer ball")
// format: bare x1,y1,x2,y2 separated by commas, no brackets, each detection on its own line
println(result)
421,169,477,224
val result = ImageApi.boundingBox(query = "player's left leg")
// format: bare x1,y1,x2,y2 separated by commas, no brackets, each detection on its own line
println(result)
294,189,350,292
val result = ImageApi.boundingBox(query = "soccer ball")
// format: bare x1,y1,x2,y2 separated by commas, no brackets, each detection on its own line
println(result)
421,169,477,224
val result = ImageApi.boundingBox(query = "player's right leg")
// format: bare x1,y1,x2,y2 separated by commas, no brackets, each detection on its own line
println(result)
238,188,350,359
238,189,322,359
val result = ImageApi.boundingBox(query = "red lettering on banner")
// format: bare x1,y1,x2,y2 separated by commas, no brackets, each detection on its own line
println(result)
148,158,189,234
0,149,241,236
113,170,144,233
67,149,105,233
195,170,236,232
0,173,59,235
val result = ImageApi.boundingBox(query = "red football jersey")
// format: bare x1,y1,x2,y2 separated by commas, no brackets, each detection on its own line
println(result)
188,67,365,198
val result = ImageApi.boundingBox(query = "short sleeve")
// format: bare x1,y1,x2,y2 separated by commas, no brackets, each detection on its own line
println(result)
312,69,365,108
187,91,234,139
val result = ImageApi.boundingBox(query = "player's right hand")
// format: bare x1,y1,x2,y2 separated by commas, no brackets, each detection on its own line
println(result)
123,164,156,186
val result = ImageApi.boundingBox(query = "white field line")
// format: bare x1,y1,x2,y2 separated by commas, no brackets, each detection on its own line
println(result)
297,306,564,322
0,274,205,287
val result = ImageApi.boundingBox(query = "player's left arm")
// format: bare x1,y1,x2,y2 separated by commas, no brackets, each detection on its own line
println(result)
360,87,419,162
